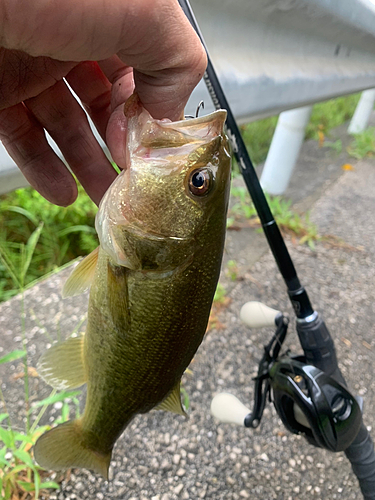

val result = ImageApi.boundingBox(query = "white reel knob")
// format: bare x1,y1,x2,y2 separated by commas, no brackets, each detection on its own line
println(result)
211,393,251,426
240,301,281,328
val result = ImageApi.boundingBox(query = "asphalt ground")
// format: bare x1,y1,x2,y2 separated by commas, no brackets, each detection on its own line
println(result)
1,116,375,499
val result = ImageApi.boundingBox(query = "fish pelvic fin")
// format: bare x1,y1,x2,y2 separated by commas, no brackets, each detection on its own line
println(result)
62,246,99,298
34,420,111,479
37,335,86,390
156,381,188,417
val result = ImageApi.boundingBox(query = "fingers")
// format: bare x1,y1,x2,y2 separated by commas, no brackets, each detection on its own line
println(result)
0,61,118,206
66,61,112,141
68,58,134,170
98,56,134,111
116,1,207,122
0,48,76,110
98,56,135,169
0,103,78,206
24,79,117,205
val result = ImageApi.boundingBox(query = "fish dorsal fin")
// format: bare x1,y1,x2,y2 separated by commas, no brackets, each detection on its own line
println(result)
62,247,99,298
156,381,188,417
37,335,86,390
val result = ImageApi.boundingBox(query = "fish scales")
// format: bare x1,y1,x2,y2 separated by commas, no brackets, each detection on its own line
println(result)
34,93,231,478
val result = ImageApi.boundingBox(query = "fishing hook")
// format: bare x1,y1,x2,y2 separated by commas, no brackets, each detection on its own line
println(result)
185,100,205,120
196,100,204,117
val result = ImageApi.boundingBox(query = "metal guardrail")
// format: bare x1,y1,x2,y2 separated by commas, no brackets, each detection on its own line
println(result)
1,0,375,195
187,0,375,120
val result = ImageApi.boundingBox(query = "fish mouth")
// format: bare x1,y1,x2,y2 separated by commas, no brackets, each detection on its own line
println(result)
125,93,227,149
164,109,227,129
137,110,228,149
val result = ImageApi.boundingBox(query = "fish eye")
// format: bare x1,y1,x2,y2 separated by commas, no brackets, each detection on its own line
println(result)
188,168,212,196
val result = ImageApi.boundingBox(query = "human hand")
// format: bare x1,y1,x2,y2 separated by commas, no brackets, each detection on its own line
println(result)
0,0,207,206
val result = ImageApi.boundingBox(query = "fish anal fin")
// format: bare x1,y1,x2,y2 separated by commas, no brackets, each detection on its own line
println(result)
156,381,188,417
62,246,99,298
37,335,86,390
34,420,111,479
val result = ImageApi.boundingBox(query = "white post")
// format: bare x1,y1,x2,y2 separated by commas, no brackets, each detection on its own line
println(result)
260,106,313,196
348,89,375,134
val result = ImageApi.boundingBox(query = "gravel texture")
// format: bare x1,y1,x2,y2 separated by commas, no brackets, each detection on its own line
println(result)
1,121,375,499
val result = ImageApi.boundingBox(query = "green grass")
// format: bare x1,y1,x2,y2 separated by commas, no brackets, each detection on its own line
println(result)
228,186,320,250
0,92,366,302
0,185,98,301
0,382,79,500
347,127,375,159
240,115,278,165
0,255,83,499
0,320,81,499
323,139,343,155
225,260,239,281
305,93,361,140
0,201,84,497
239,93,361,166
213,282,227,304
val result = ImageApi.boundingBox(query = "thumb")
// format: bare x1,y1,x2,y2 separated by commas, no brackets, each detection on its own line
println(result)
116,1,207,122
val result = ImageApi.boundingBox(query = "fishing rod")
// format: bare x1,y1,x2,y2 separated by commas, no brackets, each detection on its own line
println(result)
178,1,375,498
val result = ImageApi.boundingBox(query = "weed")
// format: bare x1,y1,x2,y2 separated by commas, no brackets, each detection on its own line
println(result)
238,94,360,170
0,348,81,499
180,386,190,411
347,127,375,159
0,224,82,498
230,187,257,221
305,93,360,141
207,283,231,332
0,222,44,300
323,139,343,155
0,184,97,302
240,116,278,166
213,283,227,304
228,186,319,250
225,260,239,281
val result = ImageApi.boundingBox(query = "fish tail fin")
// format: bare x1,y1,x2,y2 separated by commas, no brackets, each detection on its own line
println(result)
34,420,111,479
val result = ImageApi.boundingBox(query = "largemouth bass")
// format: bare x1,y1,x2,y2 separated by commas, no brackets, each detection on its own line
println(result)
34,94,231,478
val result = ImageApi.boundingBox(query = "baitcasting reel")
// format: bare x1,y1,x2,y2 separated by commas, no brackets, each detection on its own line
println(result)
211,302,362,453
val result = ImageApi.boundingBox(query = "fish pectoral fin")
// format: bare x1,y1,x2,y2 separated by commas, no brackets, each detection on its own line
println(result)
37,335,86,390
34,419,111,479
62,246,99,298
155,381,188,417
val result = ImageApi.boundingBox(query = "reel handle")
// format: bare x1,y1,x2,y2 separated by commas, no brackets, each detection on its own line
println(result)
211,393,251,426
240,301,282,328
